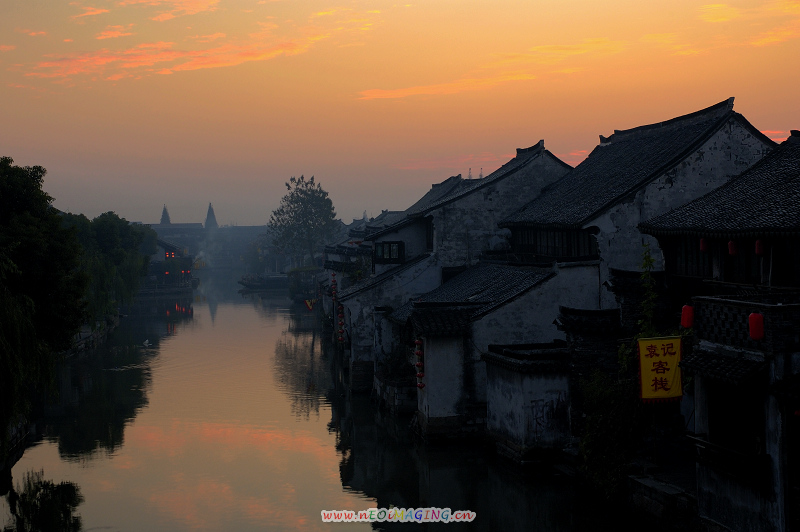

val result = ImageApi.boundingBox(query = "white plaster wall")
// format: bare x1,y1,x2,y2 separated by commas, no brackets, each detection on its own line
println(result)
588,119,772,307
341,255,441,363
473,264,601,349
373,221,428,276
486,366,569,448
418,336,464,422
434,154,570,266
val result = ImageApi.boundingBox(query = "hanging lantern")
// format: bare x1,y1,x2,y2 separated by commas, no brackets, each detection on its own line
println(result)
680,305,694,328
416,383,426,389
338,336,344,342
331,273,336,278
749,313,764,340
415,350,423,357
728,240,737,256
416,373,425,379
338,313,343,318
338,305,343,311
415,362,424,368
338,321,343,326
414,339,423,346
699,238,707,252
755,240,764,256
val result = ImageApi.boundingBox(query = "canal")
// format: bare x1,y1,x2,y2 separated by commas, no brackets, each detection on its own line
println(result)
1,274,636,531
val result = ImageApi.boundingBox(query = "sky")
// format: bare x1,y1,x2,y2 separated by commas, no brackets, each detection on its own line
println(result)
1,0,799,226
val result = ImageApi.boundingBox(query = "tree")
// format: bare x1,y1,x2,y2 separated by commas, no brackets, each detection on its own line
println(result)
268,176,338,265
0,156,87,451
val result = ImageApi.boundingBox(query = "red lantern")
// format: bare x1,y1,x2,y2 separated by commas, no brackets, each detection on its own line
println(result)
755,240,764,256
338,336,344,342
338,305,343,311
749,313,764,340
415,350,423,357
338,321,343,326
416,383,426,389
680,305,694,328
414,339,423,346
331,273,336,278
415,362,424,368
699,238,707,252
338,329,343,335
416,373,425,378
338,313,343,318
728,240,737,256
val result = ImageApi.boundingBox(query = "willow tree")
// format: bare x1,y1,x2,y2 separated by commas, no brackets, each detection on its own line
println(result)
268,176,338,266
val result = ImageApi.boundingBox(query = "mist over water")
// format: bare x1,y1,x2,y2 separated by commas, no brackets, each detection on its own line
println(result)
1,271,639,531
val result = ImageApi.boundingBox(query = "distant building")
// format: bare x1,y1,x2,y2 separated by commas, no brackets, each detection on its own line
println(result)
160,204,171,225
205,203,219,230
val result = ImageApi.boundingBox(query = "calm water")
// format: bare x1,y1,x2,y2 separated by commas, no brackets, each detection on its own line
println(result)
1,273,624,531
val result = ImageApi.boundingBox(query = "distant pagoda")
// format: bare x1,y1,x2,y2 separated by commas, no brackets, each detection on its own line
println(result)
205,203,218,230
160,204,171,225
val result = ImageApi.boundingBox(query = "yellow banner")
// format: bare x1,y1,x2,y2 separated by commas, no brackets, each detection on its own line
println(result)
638,336,682,402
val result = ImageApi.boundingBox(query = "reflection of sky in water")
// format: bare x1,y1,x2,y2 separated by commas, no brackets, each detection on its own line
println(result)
2,276,645,531
3,293,374,531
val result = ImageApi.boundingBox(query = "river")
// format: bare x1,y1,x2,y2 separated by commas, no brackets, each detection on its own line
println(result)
1,273,637,531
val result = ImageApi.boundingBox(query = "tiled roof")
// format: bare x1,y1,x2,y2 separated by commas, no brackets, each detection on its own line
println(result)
368,142,570,240
640,132,800,237
680,349,767,385
501,98,774,229
337,253,432,301
410,304,478,336
483,341,570,373
390,262,555,324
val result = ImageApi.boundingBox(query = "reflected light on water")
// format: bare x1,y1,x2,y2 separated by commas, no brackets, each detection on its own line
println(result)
2,292,374,532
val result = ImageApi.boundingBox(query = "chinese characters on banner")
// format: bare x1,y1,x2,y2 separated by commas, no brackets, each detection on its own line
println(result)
637,336,683,402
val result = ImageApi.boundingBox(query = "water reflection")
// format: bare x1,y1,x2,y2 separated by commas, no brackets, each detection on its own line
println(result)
1,275,646,531
326,352,621,531
43,295,193,461
274,304,333,419
1,470,83,532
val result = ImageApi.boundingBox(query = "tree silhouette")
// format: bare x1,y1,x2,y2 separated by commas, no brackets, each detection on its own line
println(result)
268,176,337,266
4,470,84,531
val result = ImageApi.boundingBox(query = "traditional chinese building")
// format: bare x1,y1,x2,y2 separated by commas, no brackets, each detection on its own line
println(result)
640,131,800,532
336,142,571,391
386,262,562,437
499,98,774,313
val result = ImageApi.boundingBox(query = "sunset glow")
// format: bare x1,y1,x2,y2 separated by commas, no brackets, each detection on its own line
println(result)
2,0,798,224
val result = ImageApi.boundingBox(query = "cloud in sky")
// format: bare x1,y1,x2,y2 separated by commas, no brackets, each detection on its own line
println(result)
761,130,790,142
25,31,328,80
189,32,226,42
359,72,536,100
489,38,626,68
118,0,221,21
555,149,589,167
697,1,800,46
750,19,800,45
17,29,47,36
0,45,16,52
71,6,111,19
97,25,136,39
699,3,743,22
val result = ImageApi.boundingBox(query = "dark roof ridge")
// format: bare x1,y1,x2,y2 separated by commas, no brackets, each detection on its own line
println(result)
598,97,734,145
368,141,564,239
640,133,799,237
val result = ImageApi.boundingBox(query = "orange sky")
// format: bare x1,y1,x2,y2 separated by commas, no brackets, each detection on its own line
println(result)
2,0,798,225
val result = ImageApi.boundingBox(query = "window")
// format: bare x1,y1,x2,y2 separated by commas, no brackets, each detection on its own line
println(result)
373,241,405,264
